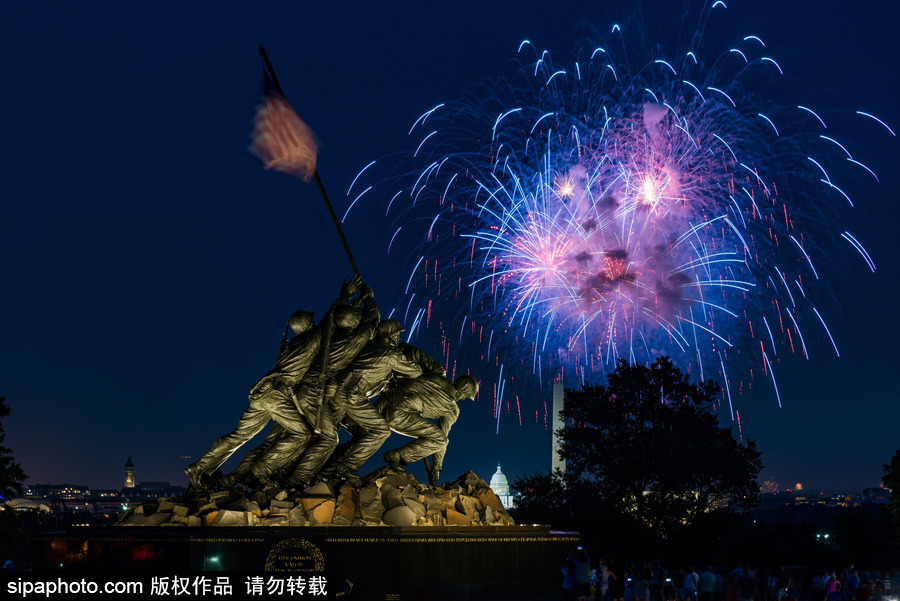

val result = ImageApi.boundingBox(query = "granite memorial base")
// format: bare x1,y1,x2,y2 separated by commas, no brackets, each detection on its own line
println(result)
36,525,581,600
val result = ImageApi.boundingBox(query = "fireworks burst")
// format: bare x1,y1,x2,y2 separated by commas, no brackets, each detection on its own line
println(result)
348,4,892,420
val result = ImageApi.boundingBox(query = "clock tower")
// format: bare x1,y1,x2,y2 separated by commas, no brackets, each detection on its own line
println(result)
124,456,135,489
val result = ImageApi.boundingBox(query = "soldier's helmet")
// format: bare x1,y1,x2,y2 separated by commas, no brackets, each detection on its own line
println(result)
453,375,479,399
288,310,315,335
333,305,362,329
376,319,405,339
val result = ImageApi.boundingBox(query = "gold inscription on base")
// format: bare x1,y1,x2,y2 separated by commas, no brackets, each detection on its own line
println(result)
264,538,325,572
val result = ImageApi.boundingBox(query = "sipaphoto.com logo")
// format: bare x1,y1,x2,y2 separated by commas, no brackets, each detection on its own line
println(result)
6,577,142,598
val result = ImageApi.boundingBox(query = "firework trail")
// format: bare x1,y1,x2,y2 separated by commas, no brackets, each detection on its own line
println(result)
347,3,892,420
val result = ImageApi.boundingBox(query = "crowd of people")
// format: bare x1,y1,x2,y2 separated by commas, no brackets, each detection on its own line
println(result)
561,554,898,601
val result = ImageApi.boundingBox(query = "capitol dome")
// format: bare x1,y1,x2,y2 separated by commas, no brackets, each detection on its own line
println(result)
489,464,513,508
490,464,509,495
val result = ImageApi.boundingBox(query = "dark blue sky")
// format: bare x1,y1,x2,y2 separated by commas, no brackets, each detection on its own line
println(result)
2,0,897,493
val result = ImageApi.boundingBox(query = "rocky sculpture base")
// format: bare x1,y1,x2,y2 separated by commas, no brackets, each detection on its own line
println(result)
118,469,514,528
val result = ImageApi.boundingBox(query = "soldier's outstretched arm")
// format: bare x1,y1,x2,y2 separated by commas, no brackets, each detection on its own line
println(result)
330,275,362,312
437,403,459,437
358,287,380,331
337,292,380,364
343,275,362,299
401,343,445,376
391,351,423,380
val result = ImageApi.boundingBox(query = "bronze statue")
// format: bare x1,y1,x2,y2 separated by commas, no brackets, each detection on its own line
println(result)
185,275,479,493
376,373,479,485
223,280,378,487
184,309,322,490
292,319,422,486
185,277,367,490
399,342,446,377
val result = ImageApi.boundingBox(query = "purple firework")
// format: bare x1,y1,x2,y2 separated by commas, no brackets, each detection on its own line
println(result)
347,5,893,422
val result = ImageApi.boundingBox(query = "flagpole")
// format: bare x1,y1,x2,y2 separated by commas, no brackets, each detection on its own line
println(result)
258,44,362,278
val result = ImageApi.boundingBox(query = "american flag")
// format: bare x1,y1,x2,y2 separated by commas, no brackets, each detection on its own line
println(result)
249,71,318,182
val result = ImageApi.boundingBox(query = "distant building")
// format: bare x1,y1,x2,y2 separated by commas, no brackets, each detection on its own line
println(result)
792,493,827,506
828,493,862,508
490,464,514,509
758,491,794,511
23,483,183,514
124,457,135,489
4,498,52,513
22,453,186,517
24,484,91,500
863,487,890,504
124,481,185,500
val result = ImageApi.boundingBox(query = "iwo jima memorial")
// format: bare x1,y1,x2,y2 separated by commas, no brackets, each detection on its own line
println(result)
36,47,579,599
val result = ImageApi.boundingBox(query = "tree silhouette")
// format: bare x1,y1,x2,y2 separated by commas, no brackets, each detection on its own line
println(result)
514,358,762,541
0,397,27,500
0,397,28,562
883,449,900,528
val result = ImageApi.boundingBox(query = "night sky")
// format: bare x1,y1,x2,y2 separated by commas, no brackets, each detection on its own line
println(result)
2,1,897,494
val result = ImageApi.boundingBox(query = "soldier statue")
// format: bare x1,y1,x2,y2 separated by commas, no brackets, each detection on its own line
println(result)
376,373,479,485
185,277,366,490
222,277,378,488
184,308,321,490
293,319,422,486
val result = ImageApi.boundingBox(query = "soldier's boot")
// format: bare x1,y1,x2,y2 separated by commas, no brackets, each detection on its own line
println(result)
426,463,441,487
383,449,407,473
338,472,363,488
184,463,207,490
251,466,278,488
217,473,238,490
